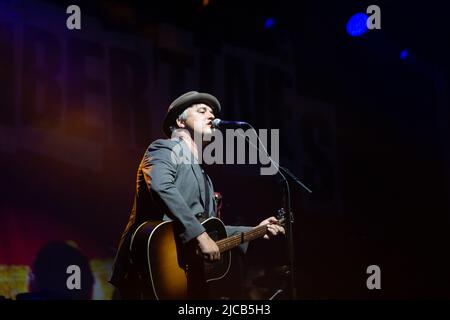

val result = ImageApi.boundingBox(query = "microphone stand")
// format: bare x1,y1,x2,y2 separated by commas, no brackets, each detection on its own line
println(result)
232,124,312,300
277,165,312,300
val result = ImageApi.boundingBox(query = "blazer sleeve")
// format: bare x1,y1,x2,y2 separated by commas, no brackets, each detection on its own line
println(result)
142,140,205,243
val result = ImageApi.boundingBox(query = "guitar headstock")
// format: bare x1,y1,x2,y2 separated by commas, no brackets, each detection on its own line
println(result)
276,208,286,225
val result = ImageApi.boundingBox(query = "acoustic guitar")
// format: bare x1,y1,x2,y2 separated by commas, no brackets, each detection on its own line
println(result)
129,213,284,300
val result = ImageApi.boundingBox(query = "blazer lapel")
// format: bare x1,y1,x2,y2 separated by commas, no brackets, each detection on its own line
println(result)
206,174,216,217
178,138,206,208
191,164,205,207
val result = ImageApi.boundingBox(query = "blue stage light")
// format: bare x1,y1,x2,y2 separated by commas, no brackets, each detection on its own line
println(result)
346,13,368,37
400,49,409,60
264,17,275,29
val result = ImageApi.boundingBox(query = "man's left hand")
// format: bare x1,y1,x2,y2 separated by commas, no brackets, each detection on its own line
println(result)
258,216,285,240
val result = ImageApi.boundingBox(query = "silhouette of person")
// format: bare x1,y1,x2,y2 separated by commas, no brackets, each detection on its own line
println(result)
16,241,94,300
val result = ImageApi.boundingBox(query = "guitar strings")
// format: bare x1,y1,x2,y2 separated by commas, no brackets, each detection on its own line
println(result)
216,225,268,252
218,218,285,250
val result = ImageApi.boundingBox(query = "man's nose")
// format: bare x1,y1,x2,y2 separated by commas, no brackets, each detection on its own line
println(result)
206,111,215,120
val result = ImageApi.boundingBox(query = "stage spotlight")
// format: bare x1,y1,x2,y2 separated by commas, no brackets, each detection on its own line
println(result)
400,49,409,60
346,13,368,37
264,17,275,29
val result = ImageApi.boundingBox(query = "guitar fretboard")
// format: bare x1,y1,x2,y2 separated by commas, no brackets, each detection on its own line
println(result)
216,225,268,253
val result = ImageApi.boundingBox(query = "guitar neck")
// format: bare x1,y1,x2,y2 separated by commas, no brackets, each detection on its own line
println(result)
216,225,268,253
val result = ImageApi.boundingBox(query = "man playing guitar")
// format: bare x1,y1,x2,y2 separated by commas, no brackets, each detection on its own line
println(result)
110,91,285,299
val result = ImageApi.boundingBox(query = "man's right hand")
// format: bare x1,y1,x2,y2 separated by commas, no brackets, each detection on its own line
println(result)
196,232,220,261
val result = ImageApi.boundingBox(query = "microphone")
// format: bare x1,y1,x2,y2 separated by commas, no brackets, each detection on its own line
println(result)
211,118,249,129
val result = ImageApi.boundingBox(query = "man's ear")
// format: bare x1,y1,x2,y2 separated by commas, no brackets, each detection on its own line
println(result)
176,118,185,128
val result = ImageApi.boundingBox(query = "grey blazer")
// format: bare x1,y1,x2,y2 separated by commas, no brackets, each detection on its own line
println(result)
110,137,251,288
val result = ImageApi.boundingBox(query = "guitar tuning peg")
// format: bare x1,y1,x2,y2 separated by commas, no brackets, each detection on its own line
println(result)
277,208,285,220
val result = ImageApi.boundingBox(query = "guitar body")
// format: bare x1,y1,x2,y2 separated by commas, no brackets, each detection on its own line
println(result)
129,217,231,300
200,218,232,283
